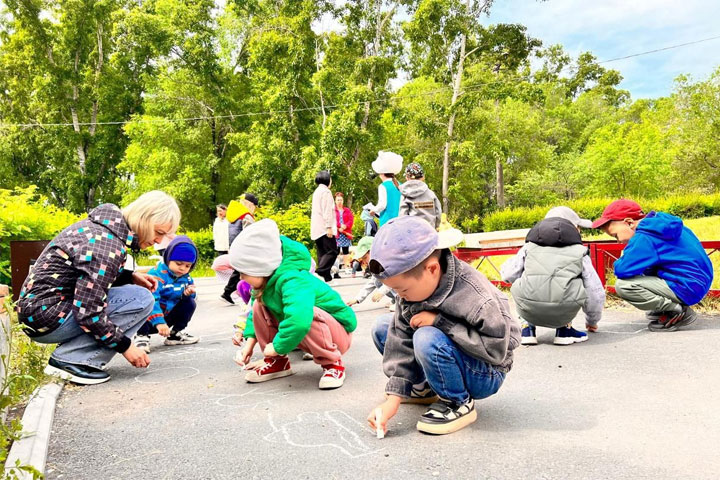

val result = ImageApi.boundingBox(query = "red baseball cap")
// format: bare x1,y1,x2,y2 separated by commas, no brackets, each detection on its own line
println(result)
591,199,645,229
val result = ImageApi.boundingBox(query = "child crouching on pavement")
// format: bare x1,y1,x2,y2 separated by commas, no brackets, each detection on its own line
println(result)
592,199,713,332
230,219,357,389
346,236,396,311
134,235,200,353
367,216,520,436
501,206,605,345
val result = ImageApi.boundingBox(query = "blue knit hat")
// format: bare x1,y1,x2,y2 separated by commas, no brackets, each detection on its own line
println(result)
164,235,198,267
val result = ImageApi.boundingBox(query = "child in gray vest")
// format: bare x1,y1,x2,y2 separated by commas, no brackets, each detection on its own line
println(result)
399,162,442,229
501,206,605,345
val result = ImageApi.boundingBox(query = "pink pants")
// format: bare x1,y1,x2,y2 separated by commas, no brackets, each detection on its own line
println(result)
252,303,352,367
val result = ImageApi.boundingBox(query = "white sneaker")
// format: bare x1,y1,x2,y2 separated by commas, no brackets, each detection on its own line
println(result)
134,335,151,353
164,331,199,345
318,363,345,390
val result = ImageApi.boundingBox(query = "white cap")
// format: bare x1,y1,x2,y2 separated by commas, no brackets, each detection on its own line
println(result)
545,206,592,229
229,219,283,276
371,151,403,175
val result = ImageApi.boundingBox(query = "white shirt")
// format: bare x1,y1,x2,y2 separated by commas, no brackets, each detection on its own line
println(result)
311,184,337,240
213,217,230,251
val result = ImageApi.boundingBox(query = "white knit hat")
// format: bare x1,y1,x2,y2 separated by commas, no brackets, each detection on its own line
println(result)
229,219,283,277
371,151,403,175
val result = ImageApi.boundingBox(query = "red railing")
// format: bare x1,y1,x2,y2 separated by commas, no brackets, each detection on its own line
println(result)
454,240,720,298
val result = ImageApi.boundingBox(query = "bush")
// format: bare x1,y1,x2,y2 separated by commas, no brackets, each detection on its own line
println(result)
0,187,80,284
480,193,720,232
182,228,215,263
258,203,313,252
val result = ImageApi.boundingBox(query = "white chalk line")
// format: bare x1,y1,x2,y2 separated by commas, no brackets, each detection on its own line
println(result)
265,410,385,459
134,366,200,384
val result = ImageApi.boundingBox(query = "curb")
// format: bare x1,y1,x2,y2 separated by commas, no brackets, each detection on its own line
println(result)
4,382,64,479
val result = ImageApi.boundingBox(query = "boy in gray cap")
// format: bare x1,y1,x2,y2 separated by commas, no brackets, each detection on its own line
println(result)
366,216,520,436
501,206,605,345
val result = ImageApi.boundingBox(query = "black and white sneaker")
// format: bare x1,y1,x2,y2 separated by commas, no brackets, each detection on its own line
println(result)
219,293,235,305
164,331,199,345
386,383,439,404
416,398,477,435
44,357,110,385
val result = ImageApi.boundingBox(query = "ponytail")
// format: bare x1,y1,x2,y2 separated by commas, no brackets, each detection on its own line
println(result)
384,173,400,189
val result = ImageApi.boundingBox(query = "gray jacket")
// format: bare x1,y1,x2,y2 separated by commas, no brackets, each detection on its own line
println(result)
399,180,442,229
383,251,521,398
501,217,605,327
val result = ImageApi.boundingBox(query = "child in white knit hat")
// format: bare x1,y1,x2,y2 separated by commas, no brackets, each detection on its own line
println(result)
230,219,357,389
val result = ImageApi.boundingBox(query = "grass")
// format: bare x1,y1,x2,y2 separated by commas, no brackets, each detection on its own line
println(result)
469,215,720,296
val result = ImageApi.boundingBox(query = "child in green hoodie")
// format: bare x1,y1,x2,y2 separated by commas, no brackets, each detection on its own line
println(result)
229,219,357,390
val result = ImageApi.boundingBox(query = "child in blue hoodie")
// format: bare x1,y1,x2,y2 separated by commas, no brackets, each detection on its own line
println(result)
593,199,713,332
134,235,201,352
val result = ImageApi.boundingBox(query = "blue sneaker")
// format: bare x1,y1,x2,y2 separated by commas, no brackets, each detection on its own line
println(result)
521,323,537,345
554,326,588,345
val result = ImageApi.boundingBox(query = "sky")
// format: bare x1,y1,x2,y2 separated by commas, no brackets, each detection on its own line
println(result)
483,0,720,99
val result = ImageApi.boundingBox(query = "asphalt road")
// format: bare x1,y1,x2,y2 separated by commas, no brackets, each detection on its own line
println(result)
45,276,720,480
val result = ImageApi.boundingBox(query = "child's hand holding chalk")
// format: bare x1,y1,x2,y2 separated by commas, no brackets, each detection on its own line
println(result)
368,397,401,438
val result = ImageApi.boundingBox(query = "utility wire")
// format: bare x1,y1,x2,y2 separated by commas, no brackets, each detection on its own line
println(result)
1,33,718,129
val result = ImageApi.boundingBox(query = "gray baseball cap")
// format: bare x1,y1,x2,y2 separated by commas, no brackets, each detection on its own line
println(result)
368,216,464,279
545,206,592,229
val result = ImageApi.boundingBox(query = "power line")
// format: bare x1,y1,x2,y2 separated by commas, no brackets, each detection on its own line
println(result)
598,34,720,64
1,33,718,129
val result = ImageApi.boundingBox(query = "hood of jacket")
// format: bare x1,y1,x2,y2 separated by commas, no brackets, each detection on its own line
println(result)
526,217,582,248
266,236,312,289
88,204,138,250
636,211,683,241
162,235,198,272
399,180,429,199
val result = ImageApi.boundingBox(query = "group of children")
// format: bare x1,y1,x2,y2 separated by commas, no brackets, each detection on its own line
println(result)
131,151,714,437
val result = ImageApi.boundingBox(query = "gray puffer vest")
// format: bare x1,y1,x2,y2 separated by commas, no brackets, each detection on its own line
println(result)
511,217,588,328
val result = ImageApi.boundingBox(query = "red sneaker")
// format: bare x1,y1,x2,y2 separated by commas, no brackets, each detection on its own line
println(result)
244,356,294,383
319,360,345,390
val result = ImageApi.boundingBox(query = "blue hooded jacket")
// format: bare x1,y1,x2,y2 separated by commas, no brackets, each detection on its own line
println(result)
146,236,198,325
614,212,713,306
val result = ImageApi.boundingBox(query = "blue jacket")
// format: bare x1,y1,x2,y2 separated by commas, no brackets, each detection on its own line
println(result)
146,262,196,325
147,236,198,325
614,212,713,306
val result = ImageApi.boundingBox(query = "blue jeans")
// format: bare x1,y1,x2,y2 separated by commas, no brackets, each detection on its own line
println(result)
371,314,506,404
138,296,196,336
33,285,154,369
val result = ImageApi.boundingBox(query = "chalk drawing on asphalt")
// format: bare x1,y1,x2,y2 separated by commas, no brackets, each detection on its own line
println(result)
134,366,200,384
264,410,383,458
209,387,294,409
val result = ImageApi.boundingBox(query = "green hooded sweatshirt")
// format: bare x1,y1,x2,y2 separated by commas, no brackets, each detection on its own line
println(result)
244,236,357,355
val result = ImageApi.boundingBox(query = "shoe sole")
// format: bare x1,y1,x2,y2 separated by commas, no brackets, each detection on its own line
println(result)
219,297,235,306
245,369,295,383
44,365,111,386
319,377,345,390
416,408,478,435
553,336,588,346
521,337,538,346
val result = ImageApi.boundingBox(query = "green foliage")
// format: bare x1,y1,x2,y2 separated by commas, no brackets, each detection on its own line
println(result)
481,193,720,232
0,187,80,284
258,203,314,252
1,298,53,477
182,228,215,264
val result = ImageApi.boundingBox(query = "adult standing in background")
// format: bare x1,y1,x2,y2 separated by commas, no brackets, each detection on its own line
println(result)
213,204,229,255
369,151,403,227
334,192,354,271
311,170,338,283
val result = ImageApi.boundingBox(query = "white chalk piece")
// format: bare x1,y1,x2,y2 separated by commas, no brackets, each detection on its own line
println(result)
375,408,384,439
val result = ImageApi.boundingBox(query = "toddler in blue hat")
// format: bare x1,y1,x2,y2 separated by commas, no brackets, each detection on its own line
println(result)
366,216,520,436
134,235,200,352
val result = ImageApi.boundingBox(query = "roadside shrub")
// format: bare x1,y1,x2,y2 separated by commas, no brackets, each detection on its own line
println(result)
0,187,80,284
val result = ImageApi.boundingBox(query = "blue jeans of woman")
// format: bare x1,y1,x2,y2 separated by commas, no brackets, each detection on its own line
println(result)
32,285,154,369
371,313,506,405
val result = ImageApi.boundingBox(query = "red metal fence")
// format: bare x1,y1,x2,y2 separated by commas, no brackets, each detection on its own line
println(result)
454,240,720,299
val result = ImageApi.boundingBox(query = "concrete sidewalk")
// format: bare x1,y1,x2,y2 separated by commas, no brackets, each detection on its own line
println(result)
46,276,720,479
